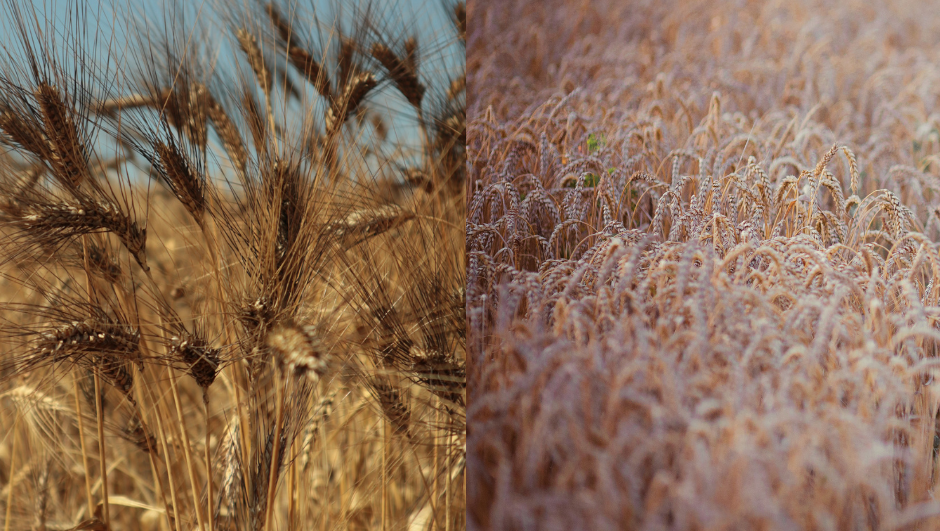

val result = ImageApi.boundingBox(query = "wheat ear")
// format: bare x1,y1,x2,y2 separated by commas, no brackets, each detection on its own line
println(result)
236,27,279,153
266,3,332,99
205,94,248,175
325,72,377,135
454,3,465,42
156,141,206,225
35,82,88,187
370,42,424,108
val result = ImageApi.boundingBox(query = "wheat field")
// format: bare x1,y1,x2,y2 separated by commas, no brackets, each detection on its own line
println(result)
468,0,940,529
0,0,465,530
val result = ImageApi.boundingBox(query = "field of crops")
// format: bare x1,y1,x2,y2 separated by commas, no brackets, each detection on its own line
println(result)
468,0,940,528
0,1,466,529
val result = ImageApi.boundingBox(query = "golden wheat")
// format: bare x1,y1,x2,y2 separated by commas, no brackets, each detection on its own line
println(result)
0,1,465,530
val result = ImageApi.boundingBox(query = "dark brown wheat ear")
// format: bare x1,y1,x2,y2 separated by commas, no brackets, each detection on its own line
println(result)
370,41,425,108
154,140,207,225
167,332,221,391
454,3,466,42
370,375,412,437
0,106,47,155
2,198,149,271
34,83,90,189
266,3,333,99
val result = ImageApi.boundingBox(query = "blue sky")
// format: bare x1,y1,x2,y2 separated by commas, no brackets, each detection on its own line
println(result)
3,0,462,97
0,0,463,169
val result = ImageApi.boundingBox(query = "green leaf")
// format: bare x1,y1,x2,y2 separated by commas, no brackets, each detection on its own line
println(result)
587,133,607,154
564,173,600,188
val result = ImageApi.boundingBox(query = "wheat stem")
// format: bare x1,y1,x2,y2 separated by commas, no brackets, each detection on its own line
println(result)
73,372,95,519
445,428,452,531
287,438,296,531
167,365,207,531
200,209,252,502
264,364,286,531
382,419,389,531
93,371,110,525
136,381,174,531
79,235,110,525
3,416,16,531
135,363,183,531
205,392,214,531
149,384,183,531
432,406,439,531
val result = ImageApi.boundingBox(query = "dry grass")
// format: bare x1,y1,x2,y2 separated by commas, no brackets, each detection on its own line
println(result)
468,0,940,529
0,0,465,530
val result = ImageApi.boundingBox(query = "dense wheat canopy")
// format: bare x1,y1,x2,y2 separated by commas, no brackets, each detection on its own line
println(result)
0,0,466,530
468,0,940,529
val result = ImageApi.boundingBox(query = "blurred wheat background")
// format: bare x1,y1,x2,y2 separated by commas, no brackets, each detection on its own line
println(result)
468,0,940,529
0,0,465,529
